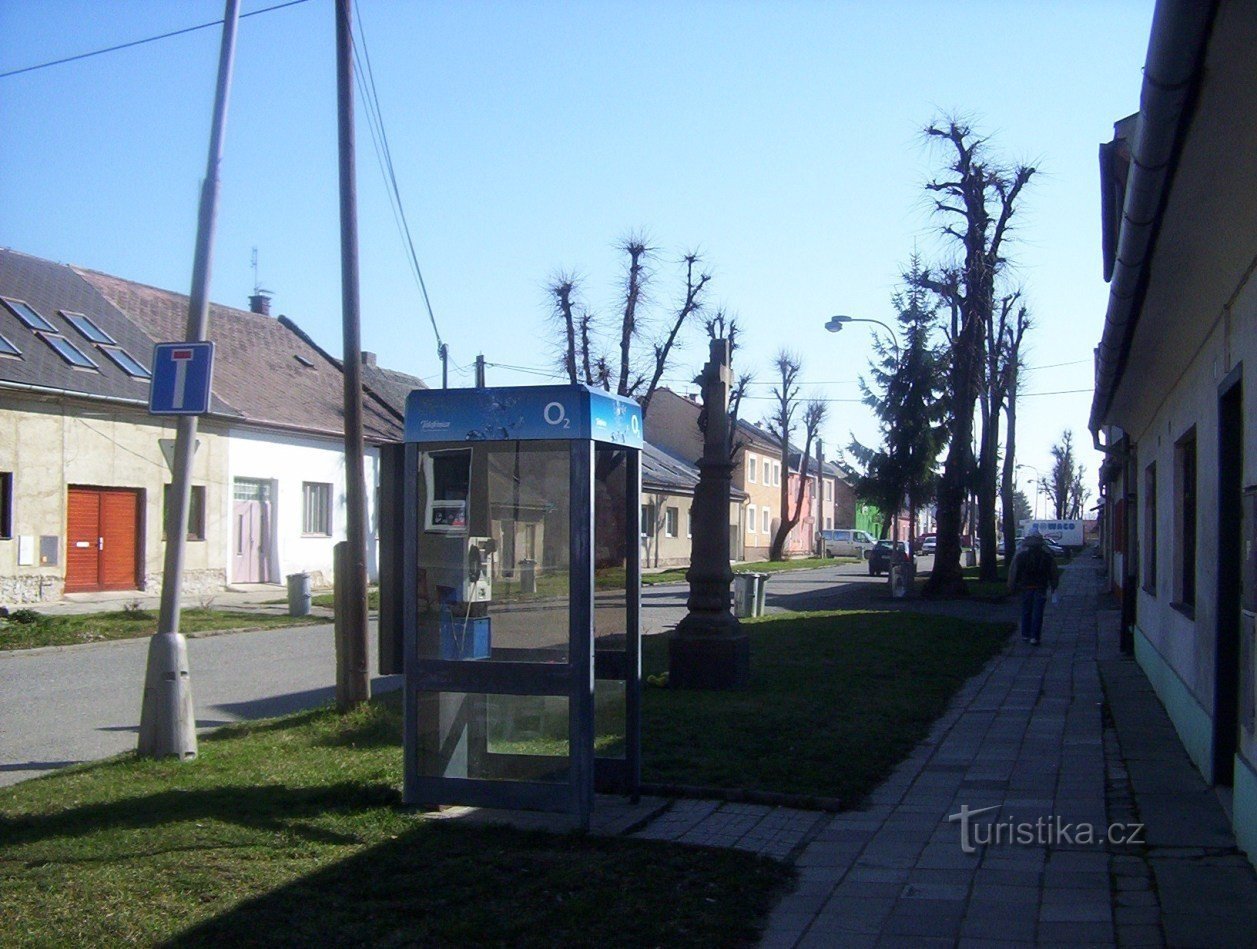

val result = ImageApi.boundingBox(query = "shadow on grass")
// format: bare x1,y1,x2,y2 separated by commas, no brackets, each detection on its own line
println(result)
165,821,788,948
0,782,400,849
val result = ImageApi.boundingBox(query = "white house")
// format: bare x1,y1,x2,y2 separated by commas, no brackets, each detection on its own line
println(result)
0,248,407,602
1091,0,1257,864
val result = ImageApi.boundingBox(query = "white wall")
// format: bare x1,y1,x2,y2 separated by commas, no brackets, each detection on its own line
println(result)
227,428,380,585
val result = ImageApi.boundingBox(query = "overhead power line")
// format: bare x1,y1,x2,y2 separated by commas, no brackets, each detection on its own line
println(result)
348,4,445,360
0,0,311,79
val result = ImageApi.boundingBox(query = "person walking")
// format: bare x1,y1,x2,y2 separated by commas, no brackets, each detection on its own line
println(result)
1008,527,1060,645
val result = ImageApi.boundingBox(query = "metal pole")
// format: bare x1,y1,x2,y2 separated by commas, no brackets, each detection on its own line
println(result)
336,0,370,709
138,0,241,759
439,343,449,389
474,354,485,387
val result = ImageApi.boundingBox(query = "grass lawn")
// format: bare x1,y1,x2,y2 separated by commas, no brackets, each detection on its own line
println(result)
643,556,860,586
643,610,1011,803
0,700,790,947
0,608,325,651
917,562,1011,600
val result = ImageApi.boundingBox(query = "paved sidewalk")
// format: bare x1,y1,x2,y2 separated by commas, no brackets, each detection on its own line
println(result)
626,563,1257,947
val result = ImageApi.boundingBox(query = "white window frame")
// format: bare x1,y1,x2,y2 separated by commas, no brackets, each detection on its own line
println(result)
762,506,772,534
747,454,758,483
665,506,679,538
302,481,333,536
686,507,692,538
747,505,757,534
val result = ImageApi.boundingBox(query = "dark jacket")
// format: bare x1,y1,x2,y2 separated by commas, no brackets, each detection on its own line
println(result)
1008,536,1060,592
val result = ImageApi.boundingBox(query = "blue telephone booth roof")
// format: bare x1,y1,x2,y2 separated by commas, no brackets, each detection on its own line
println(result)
404,384,643,448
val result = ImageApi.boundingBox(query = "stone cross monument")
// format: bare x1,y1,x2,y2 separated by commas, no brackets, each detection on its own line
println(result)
669,338,749,689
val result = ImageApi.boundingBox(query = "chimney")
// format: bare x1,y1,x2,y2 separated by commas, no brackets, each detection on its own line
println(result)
248,291,272,315
361,351,377,367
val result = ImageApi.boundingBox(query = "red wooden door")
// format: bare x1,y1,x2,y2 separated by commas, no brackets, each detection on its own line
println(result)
65,487,102,593
65,487,141,592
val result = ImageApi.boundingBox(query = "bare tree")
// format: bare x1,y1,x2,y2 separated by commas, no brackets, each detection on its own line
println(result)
764,351,826,560
914,118,1035,596
977,294,1031,580
998,306,1030,563
546,237,710,417
1048,429,1089,519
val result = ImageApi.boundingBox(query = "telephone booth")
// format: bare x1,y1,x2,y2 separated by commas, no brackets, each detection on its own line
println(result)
391,385,642,827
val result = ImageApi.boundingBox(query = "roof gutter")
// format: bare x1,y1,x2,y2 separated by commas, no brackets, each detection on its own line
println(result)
1089,0,1219,452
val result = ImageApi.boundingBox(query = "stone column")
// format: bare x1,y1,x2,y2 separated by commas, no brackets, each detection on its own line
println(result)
669,339,749,689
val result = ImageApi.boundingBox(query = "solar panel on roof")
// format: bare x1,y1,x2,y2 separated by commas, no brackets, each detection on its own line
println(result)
98,346,150,379
39,332,98,369
1,297,56,332
62,311,116,345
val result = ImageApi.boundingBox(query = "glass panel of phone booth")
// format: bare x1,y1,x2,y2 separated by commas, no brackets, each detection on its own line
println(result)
593,445,630,759
411,439,581,793
415,442,571,664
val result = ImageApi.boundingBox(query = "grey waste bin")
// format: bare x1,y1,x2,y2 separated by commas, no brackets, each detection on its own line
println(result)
733,572,769,617
519,559,537,594
889,562,916,599
287,572,312,616
963,548,977,567
732,573,755,617
753,572,768,615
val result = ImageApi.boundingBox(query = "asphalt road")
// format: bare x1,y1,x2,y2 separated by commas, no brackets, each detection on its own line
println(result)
0,559,910,788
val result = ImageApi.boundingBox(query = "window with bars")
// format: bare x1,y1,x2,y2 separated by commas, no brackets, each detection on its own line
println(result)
162,484,206,541
1,471,13,539
1143,464,1157,594
1175,430,1197,609
302,482,333,536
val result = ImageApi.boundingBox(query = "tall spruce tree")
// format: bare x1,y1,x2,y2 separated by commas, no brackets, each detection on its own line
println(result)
848,257,949,542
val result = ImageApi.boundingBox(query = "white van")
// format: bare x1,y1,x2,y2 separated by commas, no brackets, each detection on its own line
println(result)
821,528,877,558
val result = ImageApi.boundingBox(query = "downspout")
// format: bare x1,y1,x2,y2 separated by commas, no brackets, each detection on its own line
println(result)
1089,0,1219,455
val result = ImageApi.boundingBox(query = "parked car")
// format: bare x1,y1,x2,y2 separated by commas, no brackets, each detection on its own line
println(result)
821,528,877,559
913,533,935,554
868,540,913,576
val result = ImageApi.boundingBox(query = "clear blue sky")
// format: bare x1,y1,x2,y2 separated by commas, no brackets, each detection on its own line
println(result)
0,0,1154,512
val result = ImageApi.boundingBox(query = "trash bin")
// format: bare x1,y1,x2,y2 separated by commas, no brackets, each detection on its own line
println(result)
963,548,977,567
733,573,756,617
519,559,537,595
286,572,312,616
889,562,915,599
733,572,769,617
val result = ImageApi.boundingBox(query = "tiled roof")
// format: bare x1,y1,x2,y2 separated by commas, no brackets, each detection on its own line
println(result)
75,266,401,442
0,248,234,414
361,362,427,416
643,441,701,493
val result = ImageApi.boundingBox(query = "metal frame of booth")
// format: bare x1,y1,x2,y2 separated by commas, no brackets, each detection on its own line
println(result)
393,385,642,828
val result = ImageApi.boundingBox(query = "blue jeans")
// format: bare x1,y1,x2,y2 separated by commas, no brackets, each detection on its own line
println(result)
1020,588,1047,642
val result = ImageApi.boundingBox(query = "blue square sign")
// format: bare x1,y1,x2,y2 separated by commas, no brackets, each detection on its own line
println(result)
149,341,215,415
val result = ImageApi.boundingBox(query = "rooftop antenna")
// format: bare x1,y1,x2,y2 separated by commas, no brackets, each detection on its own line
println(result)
247,246,271,315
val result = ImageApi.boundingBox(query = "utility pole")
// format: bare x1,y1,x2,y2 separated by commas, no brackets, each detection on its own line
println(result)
474,354,486,387
335,0,369,709
439,343,449,389
138,0,241,759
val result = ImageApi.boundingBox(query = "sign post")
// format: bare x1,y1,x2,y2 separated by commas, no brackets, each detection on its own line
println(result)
138,0,240,761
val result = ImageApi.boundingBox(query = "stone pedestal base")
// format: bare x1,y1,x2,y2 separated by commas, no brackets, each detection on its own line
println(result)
668,628,750,690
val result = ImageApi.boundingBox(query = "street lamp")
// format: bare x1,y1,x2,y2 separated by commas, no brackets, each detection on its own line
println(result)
825,314,901,360
826,314,904,543
1015,464,1045,520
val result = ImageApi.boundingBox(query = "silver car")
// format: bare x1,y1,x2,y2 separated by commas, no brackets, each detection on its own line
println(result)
821,528,877,558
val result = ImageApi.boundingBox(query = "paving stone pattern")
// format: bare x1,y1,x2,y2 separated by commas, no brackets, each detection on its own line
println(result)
622,563,1257,948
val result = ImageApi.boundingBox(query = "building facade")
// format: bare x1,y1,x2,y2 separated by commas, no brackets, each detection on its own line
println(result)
1091,0,1256,864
